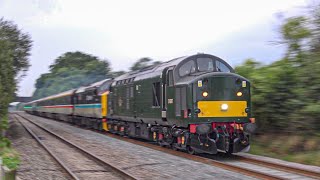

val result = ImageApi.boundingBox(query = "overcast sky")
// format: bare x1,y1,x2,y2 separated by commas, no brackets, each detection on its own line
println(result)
0,0,308,96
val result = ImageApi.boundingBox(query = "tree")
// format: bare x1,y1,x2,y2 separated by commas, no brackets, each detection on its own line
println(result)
130,57,161,71
33,51,112,99
0,40,15,120
235,4,320,134
49,52,111,73
234,59,261,79
309,3,320,53
0,18,32,164
0,18,32,119
280,16,311,61
0,18,32,78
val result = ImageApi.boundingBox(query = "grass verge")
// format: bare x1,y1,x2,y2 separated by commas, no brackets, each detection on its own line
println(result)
250,134,320,166
0,129,20,170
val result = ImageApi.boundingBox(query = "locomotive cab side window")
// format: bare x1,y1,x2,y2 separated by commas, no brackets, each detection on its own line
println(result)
167,70,174,86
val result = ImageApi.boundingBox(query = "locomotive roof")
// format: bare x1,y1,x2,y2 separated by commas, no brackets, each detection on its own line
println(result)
112,55,186,83
75,78,111,93
25,89,76,105
112,53,234,85
39,89,76,101
26,78,112,104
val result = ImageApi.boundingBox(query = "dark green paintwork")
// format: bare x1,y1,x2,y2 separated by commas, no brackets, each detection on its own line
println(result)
110,73,251,128
108,54,252,128
111,76,163,119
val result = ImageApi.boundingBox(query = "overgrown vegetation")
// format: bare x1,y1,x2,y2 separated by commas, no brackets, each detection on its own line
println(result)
234,4,320,165
250,134,320,166
0,146,20,170
0,17,32,169
235,5,320,135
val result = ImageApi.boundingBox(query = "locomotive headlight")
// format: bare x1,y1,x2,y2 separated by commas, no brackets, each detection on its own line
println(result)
221,104,228,111
202,91,208,97
237,92,243,97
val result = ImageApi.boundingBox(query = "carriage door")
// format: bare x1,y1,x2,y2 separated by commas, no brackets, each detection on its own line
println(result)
162,67,175,120
175,86,187,118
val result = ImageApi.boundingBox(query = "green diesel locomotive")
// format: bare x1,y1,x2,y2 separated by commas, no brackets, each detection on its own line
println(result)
108,53,256,154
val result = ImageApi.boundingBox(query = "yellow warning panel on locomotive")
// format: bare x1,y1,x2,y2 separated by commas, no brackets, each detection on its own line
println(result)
197,101,247,117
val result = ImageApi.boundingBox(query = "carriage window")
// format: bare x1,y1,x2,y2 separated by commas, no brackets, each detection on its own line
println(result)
179,60,196,76
216,61,231,72
197,58,214,72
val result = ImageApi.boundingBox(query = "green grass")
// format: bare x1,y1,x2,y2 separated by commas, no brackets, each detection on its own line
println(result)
0,147,20,170
0,136,20,170
250,134,320,166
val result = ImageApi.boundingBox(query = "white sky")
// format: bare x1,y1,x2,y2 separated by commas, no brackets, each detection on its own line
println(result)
0,0,308,96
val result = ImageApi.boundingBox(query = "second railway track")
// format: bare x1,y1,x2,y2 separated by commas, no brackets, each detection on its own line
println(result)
14,113,138,180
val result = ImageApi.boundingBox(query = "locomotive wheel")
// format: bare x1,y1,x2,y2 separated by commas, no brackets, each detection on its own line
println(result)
187,146,195,155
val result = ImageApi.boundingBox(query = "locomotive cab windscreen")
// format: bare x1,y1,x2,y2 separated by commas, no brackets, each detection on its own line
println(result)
176,56,233,78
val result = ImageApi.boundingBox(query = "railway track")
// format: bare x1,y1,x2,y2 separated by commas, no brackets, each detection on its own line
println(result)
17,113,320,180
103,133,319,180
102,129,320,180
234,154,320,179
14,114,138,180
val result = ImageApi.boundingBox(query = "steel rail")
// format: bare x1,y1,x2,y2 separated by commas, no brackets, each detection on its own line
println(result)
235,155,320,179
103,133,285,180
14,114,80,180
16,113,138,180
21,113,320,180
